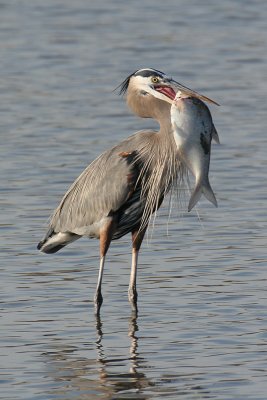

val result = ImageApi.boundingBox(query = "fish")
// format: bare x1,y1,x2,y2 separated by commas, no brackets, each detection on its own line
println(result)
171,92,219,212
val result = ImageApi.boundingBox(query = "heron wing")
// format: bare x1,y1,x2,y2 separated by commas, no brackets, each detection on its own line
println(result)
49,139,144,236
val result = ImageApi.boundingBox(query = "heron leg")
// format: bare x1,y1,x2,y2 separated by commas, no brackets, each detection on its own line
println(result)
94,256,105,315
94,218,116,315
128,228,146,312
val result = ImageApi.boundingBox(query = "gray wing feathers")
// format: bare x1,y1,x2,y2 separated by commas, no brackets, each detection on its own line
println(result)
50,147,136,235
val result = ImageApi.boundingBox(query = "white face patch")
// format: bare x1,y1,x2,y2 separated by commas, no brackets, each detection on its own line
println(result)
131,75,174,105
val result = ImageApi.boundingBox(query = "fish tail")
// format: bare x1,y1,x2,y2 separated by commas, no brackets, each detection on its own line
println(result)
188,183,202,212
203,182,218,208
188,181,218,212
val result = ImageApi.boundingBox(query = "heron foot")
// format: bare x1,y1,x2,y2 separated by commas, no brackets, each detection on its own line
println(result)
94,290,103,315
128,287,138,313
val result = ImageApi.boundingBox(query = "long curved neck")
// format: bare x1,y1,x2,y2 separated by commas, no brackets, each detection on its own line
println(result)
157,106,173,138
126,86,172,134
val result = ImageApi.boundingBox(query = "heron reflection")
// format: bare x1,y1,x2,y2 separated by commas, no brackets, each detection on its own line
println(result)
95,313,151,396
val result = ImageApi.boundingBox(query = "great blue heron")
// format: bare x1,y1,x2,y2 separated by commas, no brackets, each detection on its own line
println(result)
38,68,217,315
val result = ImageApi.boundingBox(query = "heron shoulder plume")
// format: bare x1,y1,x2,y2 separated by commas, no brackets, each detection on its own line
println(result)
135,133,184,232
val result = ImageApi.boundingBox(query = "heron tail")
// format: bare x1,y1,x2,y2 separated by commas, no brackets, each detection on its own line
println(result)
37,229,80,254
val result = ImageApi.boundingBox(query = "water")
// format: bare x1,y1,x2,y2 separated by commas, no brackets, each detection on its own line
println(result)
1,0,267,398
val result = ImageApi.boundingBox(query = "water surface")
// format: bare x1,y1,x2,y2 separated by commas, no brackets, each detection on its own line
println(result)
1,1,267,399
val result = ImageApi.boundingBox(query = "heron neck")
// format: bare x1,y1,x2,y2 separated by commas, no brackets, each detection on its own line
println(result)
156,106,173,137
126,87,172,125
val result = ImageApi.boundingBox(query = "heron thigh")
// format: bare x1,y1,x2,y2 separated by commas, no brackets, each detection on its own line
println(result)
99,216,118,257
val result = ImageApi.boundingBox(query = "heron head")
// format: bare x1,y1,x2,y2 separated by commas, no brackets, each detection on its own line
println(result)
119,68,176,104
118,68,179,119
118,68,219,119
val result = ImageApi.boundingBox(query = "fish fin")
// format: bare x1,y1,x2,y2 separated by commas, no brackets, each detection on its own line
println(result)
188,181,218,212
188,183,202,212
203,182,218,208
212,124,220,144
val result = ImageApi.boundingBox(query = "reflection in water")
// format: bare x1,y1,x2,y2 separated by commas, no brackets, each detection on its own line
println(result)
41,313,213,399
95,313,152,398
43,314,152,399
95,315,105,363
128,312,139,375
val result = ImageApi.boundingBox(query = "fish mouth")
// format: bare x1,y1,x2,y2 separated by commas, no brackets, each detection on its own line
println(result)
154,85,177,100
175,94,195,105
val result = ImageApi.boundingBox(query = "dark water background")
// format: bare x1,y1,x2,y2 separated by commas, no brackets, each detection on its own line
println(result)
1,0,267,399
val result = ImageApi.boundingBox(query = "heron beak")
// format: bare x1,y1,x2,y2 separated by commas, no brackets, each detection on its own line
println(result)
169,79,220,106
154,85,176,101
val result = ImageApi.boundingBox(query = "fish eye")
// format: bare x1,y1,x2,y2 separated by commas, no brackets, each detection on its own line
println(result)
151,76,159,84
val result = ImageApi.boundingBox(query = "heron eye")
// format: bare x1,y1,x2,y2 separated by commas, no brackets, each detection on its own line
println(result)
151,76,159,84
